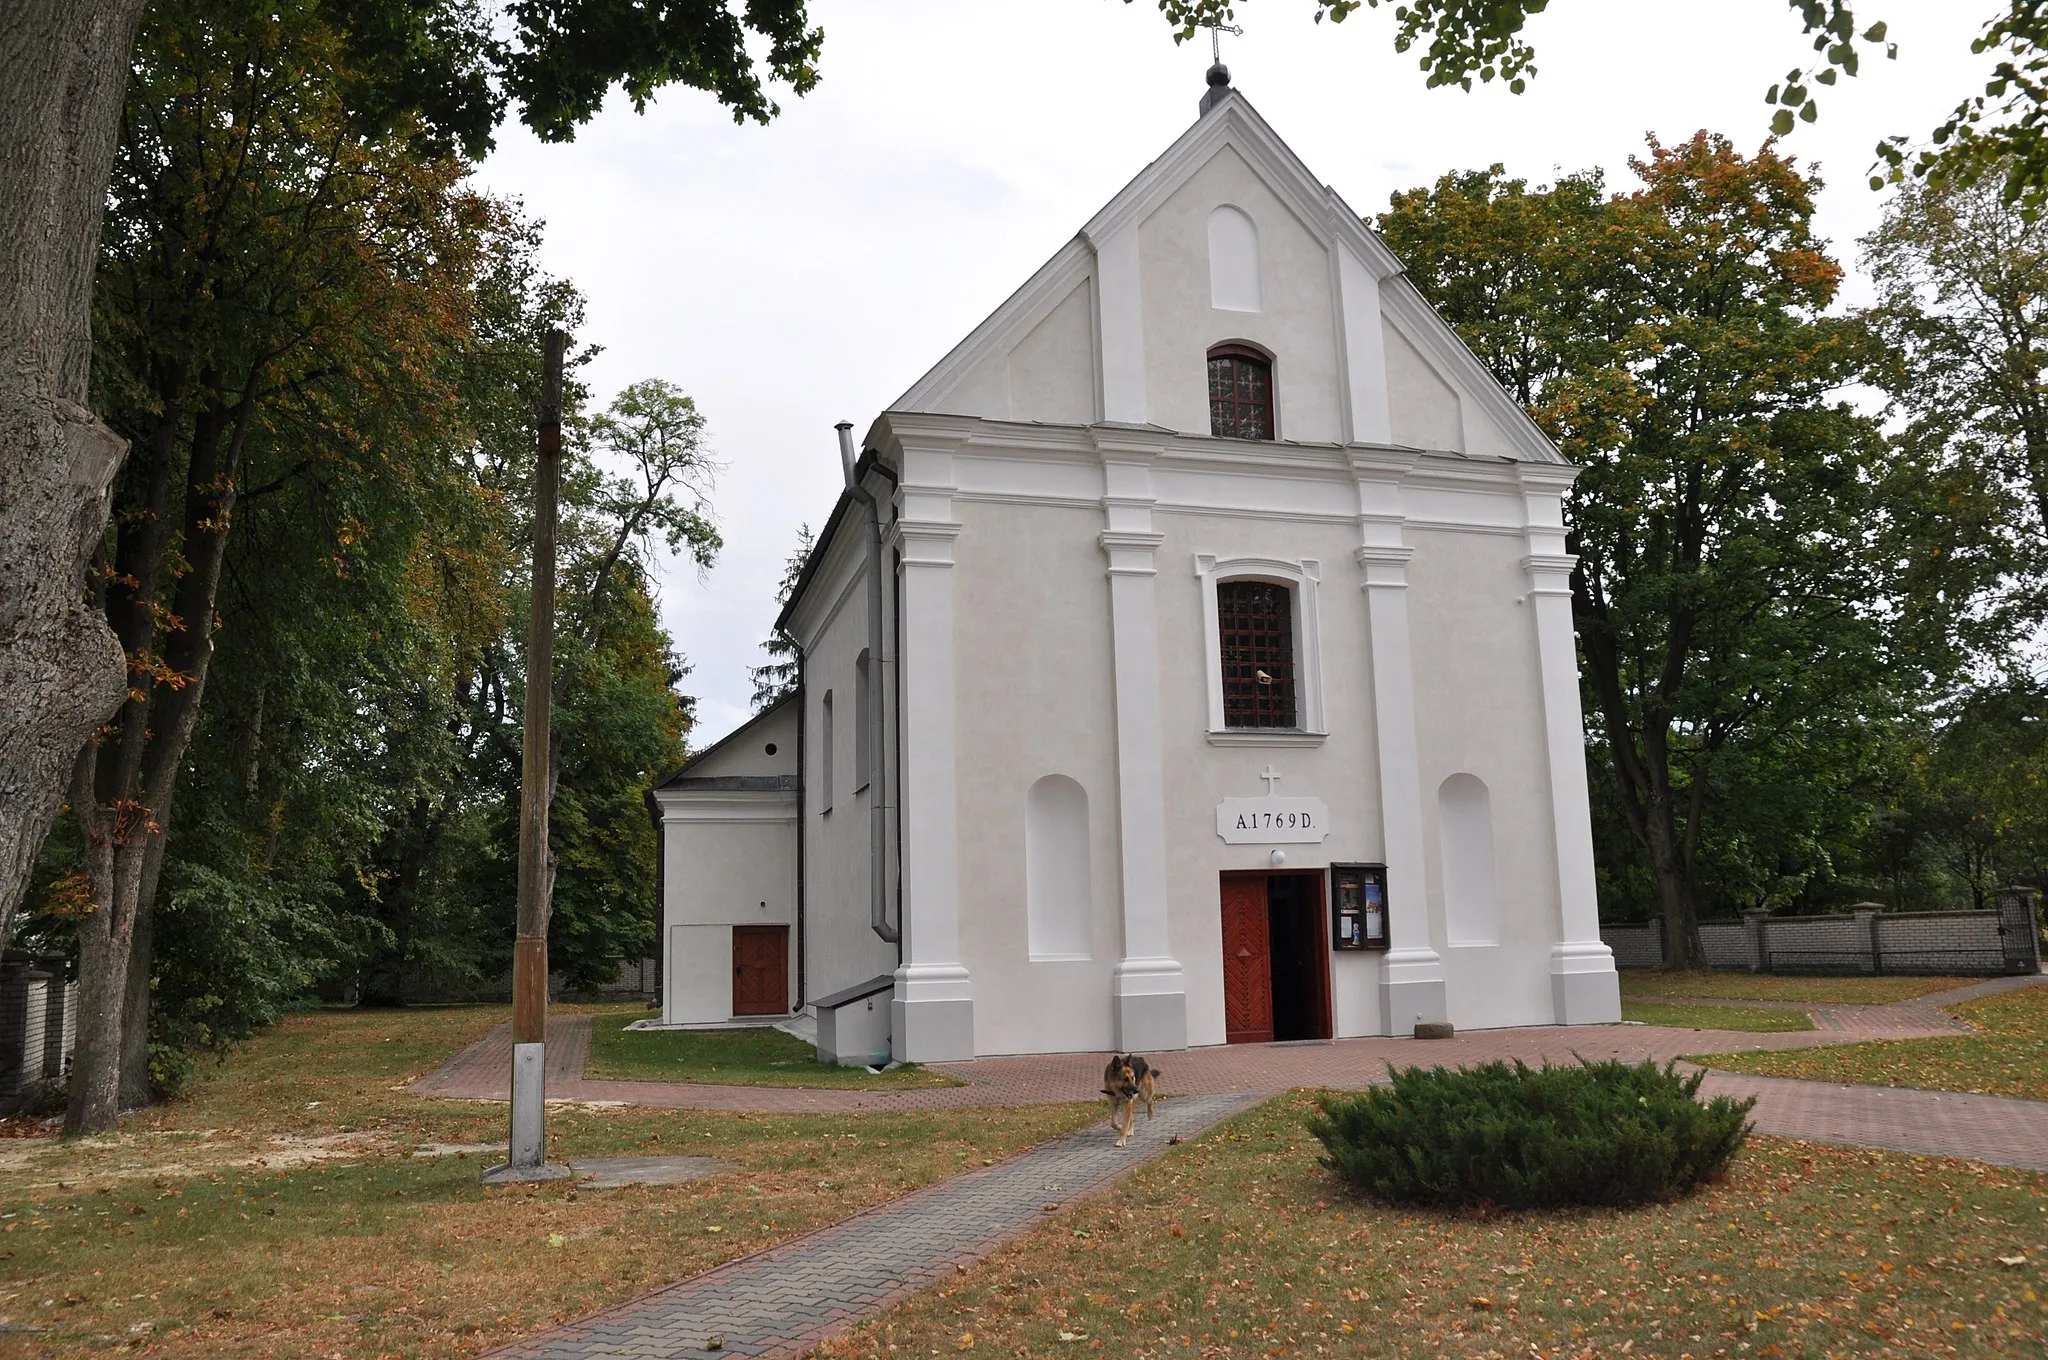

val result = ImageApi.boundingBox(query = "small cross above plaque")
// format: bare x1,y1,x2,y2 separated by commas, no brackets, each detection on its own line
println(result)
1259,765,1282,795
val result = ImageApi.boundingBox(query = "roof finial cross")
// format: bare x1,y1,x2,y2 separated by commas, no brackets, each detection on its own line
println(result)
1199,18,1241,115
1206,18,1242,65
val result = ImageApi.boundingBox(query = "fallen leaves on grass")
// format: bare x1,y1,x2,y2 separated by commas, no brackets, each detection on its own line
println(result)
1618,971,1979,1005
812,1092,2048,1360
0,1006,1099,1360
1701,984,2048,1100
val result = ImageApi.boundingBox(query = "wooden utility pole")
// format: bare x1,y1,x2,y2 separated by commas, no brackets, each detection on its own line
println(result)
490,328,569,1182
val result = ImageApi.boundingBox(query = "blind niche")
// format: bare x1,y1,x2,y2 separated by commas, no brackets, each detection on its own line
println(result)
1438,773,1501,946
1025,774,1093,960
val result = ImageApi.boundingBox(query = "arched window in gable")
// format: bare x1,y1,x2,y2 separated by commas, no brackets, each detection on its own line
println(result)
1208,344,1274,441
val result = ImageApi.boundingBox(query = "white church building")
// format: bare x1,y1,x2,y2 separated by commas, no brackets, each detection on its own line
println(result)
650,66,1622,1063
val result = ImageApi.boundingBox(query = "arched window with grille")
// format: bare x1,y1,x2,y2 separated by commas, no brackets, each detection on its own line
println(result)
1207,344,1274,441
1217,580,1297,729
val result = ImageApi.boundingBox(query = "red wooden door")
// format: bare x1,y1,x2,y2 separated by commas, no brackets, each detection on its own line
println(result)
732,925,789,1016
1220,874,1273,1044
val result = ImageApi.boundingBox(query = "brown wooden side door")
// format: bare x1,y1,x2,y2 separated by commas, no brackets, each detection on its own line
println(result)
1219,873,1273,1044
732,925,789,1016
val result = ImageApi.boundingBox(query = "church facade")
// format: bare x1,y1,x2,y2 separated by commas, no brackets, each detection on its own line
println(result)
651,73,1621,1062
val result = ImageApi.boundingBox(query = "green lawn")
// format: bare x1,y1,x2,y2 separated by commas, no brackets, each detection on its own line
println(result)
1621,998,1816,1032
1618,969,1979,1005
814,1093,2048,1360
1700,983,2048,1101
0,1005,1089,1359
581,1017,962,1089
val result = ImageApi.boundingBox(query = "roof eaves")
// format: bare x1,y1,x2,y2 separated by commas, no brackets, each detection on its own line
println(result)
772,451,896,637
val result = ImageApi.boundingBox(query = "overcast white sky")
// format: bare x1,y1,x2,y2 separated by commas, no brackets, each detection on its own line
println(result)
470,0,1999,750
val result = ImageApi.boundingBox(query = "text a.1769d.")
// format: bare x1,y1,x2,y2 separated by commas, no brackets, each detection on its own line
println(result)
1214,797,1331,845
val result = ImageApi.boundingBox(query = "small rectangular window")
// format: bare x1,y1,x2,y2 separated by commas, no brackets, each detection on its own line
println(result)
820,690,835,814
1217,581,1297,728
853,652,871,792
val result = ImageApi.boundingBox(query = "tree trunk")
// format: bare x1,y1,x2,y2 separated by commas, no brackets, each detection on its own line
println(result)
118,893,152,1108
1576,579,1706,971
0,0,151,950
65,397,243,1133
63,753,149,1135
1642,794,1705,970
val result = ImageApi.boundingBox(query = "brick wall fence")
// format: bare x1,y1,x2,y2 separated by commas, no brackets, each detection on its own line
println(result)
400,955,661,1005
1602,890,2043,975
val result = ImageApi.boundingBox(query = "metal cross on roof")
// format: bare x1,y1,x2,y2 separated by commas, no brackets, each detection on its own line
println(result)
1205,18,1243,64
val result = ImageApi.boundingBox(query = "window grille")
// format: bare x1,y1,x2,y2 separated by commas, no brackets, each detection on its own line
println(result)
1207,345,1274,441
1217,581,1297,728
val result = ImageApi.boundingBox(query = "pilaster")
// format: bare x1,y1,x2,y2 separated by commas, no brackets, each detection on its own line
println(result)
891,436,975,1061
1353,453,1446,1033
1097,430,1187,1051
1337,243,1392,445
1090,224,1147,424
1515,465,1620,1025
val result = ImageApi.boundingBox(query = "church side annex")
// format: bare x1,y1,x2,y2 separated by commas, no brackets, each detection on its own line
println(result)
650,63,1622,1064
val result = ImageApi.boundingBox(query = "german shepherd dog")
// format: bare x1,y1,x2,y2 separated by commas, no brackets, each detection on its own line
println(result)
1101,1053,1160,1147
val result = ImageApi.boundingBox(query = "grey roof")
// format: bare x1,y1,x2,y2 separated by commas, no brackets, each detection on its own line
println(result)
662,775,798,793
811,973,896,1010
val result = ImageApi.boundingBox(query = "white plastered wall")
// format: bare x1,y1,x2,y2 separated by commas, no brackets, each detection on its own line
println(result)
1383,320,1464,454
656,701,799,1024
1405,512,1563,1031
815,89,1614,1054
1138,145,1343,443
864,428,1586,1051
1151,492,1389,1046
948,494,1124,1055
1007,282,1098,424
788,513,904,1014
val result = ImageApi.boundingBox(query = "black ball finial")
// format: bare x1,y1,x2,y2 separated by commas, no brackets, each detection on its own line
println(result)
1200,60,1232,114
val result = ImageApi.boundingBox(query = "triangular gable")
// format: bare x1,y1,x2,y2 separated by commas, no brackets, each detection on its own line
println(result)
656,689,797,789
891,89,1561,466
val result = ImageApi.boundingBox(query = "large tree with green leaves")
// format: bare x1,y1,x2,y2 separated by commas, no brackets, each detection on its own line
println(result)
1147,2,2048,206
1863,170,2048,603
1842,167,2048,913
64,0,505,1131
749,523,815,712
0,0,819,968
343,373,716,1007
1382,136,1917,966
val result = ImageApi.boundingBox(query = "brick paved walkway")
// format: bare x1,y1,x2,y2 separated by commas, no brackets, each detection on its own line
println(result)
1696,1071,2048,1171
485,1093,1259,1360
413,976,2047,1115
410,974,2048,1170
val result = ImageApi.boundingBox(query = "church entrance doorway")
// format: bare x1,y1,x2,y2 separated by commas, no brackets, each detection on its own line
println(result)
1219,871,1331,1044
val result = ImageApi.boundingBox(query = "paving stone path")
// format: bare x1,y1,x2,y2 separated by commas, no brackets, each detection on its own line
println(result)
441,973,2046,1359
485,1093,1258,1360
414,976,2048,1166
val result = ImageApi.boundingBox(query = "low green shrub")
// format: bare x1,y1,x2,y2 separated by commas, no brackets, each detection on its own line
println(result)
1307,1058,1753,1210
